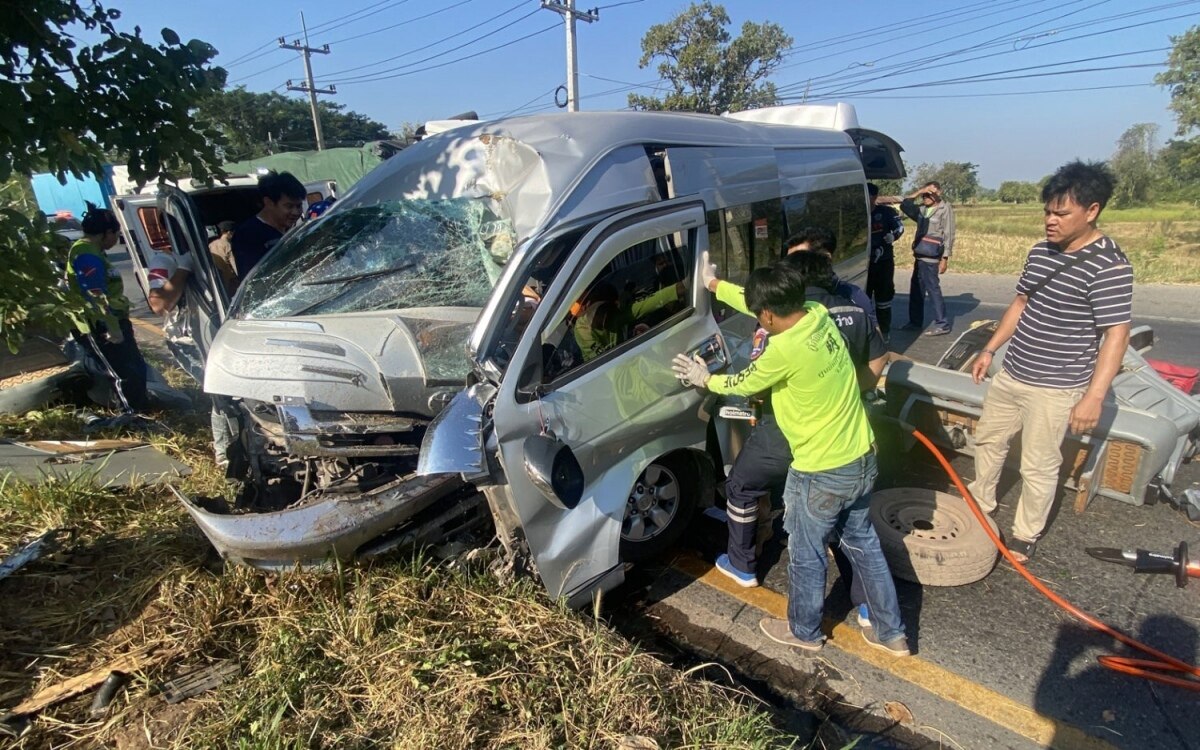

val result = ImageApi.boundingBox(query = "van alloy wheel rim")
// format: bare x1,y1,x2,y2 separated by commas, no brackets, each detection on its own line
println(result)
622,463,680,543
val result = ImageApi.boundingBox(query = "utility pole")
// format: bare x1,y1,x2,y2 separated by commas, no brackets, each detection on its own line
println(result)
540,0,598,112
280,13,335,150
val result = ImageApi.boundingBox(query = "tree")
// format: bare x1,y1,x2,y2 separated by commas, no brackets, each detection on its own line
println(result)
0,1,227,351
1157,137,1200,202
1156,25,1200,136
628,2,792,114
908,162,980,203
1110,123,1158,207
197,87,390,161
996,180,1039,204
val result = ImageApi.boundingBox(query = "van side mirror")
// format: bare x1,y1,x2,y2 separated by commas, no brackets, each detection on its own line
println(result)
523,433,584,510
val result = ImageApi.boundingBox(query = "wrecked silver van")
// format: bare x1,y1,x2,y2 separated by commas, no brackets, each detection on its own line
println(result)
177,104,905,604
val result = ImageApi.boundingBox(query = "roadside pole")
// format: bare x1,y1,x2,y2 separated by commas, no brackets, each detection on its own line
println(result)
540,0,598,112
280,13,335,150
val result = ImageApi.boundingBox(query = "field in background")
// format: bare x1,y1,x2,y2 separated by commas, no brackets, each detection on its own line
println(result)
897,202,1200,284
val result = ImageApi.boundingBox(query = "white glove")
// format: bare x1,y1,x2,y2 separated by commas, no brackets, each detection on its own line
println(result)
699,250,719,291
174,252,195,274
672,353,711,388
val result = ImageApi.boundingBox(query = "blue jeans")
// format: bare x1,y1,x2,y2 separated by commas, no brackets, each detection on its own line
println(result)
908,259,947,330
782,451,906,644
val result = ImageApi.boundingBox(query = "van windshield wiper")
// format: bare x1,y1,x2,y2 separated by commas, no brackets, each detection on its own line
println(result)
301,261,417,286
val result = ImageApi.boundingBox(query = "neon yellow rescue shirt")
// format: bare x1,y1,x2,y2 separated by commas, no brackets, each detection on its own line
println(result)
709,280,873,472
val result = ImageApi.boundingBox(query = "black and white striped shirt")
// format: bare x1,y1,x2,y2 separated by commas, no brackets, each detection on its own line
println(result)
1003,236,1133,389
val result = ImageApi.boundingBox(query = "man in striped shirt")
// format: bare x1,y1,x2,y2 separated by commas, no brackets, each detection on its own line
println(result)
968,161,1133,563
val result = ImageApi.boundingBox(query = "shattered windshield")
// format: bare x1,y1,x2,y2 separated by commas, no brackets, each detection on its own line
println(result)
234,199,516,320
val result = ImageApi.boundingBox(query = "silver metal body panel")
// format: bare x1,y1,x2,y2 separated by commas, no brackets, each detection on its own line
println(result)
174,473,462,569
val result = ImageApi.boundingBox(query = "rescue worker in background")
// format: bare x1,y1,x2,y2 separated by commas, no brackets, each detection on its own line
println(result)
866,183,904,340
68,205,148,410
208,221,238,294
785,227,878,332
969,161,1132,563
231,171,305,282
672,260,909,656
701,250,887,619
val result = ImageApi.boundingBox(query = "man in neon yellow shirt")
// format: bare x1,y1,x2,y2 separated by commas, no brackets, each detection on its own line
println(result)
672,261,908,655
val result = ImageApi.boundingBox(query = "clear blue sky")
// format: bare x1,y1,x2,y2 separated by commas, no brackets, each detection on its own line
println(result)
113,0,1195,187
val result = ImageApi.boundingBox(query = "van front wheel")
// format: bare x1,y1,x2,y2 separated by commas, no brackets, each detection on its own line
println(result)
620,456,696,562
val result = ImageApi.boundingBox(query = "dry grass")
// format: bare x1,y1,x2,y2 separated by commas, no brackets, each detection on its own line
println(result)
0,370,802,748
895,202,1200,284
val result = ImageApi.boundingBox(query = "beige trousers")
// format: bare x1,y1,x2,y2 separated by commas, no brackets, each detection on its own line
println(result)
968,370,1085,542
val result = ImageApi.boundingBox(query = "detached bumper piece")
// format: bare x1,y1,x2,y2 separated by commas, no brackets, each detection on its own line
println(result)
173,473,476,570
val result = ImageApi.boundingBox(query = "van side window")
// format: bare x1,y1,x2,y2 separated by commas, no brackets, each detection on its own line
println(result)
542,231,694,382
137,207,171,251
783,184,869,263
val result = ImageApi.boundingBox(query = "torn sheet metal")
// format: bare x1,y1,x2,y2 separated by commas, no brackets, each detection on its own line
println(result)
0,529,66,582
0,440,192,486
172,473,464,569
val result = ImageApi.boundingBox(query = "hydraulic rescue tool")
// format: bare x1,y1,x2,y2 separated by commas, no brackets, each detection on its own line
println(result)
1086,541,1200,588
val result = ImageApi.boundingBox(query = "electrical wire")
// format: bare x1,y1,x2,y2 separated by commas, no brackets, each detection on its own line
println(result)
320,0,527,79
777,0,1114,97
837,81,1155,100
791,0,1194,100
805,59,1167,100
325,15,552,85
911,429,1200,692
220,0,406,68
228,55,296,85
804,7,1199,99
319,0,478,47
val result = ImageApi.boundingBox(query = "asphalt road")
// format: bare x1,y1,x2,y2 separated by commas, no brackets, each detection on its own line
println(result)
625,269,1200,750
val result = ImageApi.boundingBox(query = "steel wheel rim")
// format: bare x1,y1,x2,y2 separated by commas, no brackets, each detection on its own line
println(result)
621,463,681,543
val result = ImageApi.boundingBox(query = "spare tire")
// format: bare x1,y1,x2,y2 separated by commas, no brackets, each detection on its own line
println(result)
869,487,999,586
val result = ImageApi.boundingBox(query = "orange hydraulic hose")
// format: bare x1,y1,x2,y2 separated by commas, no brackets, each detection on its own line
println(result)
910,428,1200,692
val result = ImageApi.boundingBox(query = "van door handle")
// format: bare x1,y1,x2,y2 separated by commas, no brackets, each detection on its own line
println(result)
686,334,729,374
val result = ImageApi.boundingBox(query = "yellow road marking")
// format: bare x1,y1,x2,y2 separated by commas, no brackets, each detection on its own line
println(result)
128,316,164,338
671,553,1116,750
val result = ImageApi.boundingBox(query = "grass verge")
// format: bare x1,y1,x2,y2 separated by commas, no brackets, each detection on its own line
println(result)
1,370,805,748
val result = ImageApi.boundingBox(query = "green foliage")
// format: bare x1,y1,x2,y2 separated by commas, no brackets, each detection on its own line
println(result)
0,0,227,351
996,180,1040,204
198,87,391,161
908,161,980,203
628,2,792,114
1157,138,1200,202
1111,123,1159,208
1156,24,1200,136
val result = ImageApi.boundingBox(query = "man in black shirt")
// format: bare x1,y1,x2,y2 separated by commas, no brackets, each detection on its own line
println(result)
232,172,305,282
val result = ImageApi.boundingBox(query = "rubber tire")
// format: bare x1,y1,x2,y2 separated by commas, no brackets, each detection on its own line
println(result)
0,365,72,391
869,487,999,586
620,455,697,563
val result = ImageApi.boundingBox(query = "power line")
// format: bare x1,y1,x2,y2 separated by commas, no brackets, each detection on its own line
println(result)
329,22,560,86
795,0,1197,100
778,0,1114,98
325,13,549,85
229,56,295,85
808,7,1198,99
219,0,407,68
320,0,528,79
795,61,1166,100
319,0,478,47
841,82,1154,100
